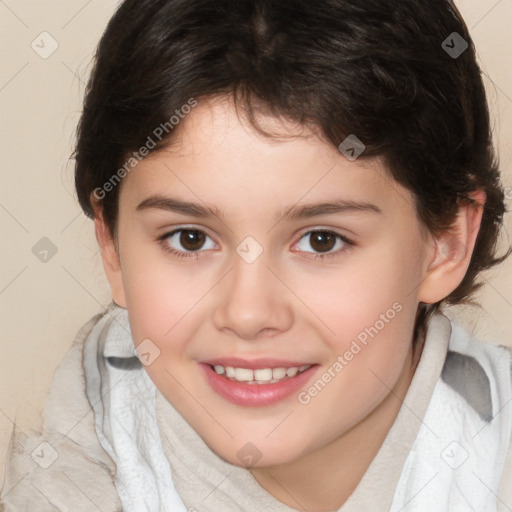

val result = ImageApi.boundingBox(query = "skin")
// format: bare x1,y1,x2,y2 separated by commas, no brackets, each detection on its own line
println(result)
92,95,484,511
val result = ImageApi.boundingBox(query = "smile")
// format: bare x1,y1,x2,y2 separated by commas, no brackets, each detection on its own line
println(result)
211,364,312,384
199,361,319,407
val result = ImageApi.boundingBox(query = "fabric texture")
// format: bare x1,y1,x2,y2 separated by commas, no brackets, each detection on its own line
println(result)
1,304,511,511
1,311,123,512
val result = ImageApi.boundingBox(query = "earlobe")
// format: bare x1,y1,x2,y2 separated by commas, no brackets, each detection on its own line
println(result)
418,190,486,304
90,196,127,308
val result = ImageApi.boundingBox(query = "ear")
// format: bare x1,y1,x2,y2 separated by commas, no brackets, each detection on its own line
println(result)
418,189,486,304
90,195,127,308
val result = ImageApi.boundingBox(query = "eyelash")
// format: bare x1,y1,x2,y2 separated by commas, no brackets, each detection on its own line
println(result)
157,228,354,261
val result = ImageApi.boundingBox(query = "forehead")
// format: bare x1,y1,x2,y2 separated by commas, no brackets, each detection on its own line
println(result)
118,96,417,222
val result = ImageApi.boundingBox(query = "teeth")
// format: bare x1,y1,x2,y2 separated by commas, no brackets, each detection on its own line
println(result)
272,367,287,379
254,368,273,381
211,364,312,384
213,365,225,375
286,367,298,377
234,368,253,382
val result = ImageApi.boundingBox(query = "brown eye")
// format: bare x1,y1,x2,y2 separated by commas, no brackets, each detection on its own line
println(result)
161,228,216,256
308,231,337,253
294,229,351,259
179,229,206,251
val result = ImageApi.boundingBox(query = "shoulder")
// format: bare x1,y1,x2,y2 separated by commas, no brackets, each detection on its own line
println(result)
392,315,512,510
1,309,122,512
443,318,512,509
443,319,512,416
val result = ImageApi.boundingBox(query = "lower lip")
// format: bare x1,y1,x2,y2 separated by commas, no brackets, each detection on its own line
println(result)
199,363,319,407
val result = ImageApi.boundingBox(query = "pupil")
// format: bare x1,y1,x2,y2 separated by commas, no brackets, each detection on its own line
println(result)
180,230,205,251
311,231,335,252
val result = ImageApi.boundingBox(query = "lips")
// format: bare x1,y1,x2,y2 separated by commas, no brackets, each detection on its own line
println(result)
198,358,319,407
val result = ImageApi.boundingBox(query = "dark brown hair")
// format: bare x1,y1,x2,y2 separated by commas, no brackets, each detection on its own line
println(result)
73,0,510,342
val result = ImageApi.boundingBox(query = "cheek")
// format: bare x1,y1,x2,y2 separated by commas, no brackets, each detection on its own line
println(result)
119,236,213,339
286,244,421,421
289,241,422,343
296,306,416,448
123,267,180,344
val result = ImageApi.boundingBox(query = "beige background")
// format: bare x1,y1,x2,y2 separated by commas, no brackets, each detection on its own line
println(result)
0,0,511,483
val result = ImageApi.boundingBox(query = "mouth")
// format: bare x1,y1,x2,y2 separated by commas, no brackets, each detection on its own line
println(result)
198,358,319,407
209,363,312,384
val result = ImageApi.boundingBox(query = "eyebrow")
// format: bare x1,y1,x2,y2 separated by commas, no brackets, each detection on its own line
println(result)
136,194,382,222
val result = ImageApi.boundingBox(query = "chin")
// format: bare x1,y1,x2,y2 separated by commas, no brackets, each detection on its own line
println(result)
208,436,304,469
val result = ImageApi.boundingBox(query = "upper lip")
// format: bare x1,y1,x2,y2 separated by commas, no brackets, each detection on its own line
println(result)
200,357,315,370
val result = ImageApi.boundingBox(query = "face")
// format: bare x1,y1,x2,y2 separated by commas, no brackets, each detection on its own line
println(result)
106,96,436,468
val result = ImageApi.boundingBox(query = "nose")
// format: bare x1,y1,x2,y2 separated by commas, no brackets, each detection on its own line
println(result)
212,251,294,340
